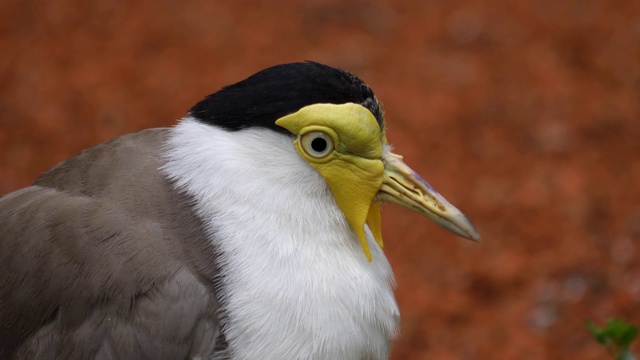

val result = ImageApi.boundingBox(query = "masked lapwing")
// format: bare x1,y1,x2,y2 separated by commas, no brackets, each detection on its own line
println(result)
0,61,479,360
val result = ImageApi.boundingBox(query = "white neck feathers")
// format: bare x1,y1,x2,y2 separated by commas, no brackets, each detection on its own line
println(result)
162,118,399,360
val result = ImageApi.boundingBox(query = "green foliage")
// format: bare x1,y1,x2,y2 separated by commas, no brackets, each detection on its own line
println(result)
586,319,638,360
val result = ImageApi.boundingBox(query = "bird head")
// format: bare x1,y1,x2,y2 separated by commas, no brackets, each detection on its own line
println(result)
190,61,480,261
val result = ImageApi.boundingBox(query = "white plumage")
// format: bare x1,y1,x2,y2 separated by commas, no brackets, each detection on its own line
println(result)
163,118,399,360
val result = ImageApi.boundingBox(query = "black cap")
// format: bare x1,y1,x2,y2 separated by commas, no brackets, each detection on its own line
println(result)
189,61,384,135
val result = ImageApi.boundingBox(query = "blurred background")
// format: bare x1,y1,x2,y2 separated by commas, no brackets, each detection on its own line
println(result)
1,0,639,358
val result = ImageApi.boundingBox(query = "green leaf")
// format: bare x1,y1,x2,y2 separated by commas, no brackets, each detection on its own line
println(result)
586,319,612,345
587,318,639,359
605,319,639,348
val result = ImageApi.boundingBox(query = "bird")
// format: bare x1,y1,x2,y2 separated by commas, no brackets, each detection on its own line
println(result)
0,61,480,360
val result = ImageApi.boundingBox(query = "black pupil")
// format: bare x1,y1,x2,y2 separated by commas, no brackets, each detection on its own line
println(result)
311,137,327,153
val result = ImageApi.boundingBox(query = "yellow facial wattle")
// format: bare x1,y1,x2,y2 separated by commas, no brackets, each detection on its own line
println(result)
276,102,480,262
276,103,385,261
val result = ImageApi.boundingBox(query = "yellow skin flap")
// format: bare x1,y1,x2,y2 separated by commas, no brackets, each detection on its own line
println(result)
276,103,385,261
277,102,481,262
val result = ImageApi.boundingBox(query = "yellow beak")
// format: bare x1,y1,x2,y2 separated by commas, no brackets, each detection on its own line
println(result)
378,152,481,242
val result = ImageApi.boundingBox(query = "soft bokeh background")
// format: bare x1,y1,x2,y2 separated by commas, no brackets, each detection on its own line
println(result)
2,0,639,358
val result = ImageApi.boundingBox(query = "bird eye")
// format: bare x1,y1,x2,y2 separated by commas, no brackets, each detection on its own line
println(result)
300,131,334,158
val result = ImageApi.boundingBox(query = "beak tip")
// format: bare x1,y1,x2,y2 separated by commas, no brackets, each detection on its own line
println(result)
460,216,481,243
468,230,482,242
435,212,481,243
457,229,481,243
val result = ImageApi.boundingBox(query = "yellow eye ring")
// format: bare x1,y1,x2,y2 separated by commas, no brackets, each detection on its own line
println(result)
300,131,335,159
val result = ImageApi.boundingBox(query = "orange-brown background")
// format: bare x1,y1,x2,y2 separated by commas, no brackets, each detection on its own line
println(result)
1,1,639,358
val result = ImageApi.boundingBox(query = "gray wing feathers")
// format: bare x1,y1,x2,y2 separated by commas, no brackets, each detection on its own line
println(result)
0,129,222,359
